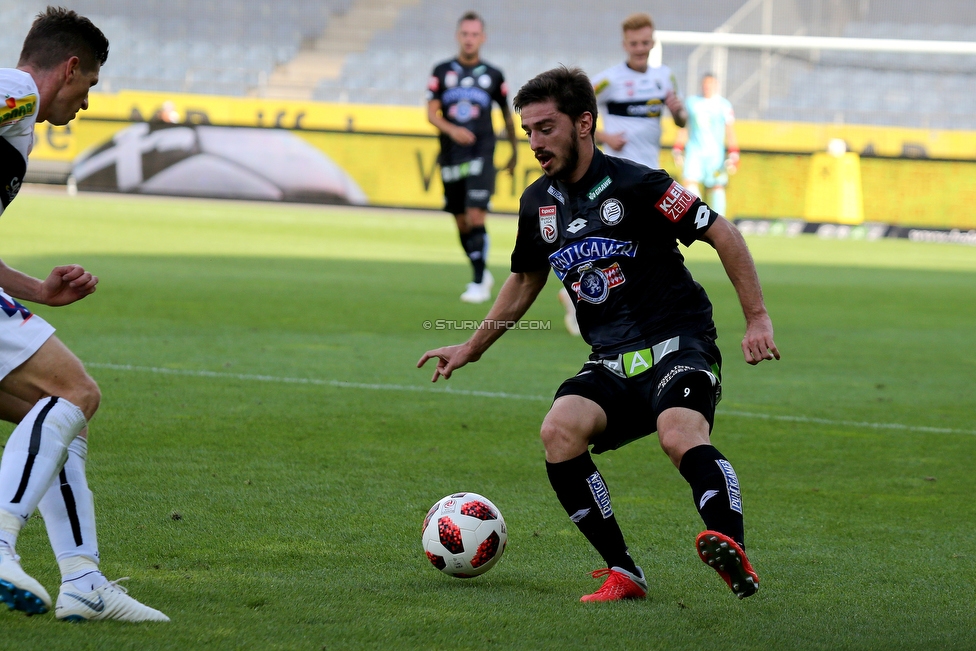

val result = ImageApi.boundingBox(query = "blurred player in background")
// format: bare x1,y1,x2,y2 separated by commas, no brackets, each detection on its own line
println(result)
555,12,689,336
427,11,518,303
591,12,687,169
0,8,167,622
673,73,739,217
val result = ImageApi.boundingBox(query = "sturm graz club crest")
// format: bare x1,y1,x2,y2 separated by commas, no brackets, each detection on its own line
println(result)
600,198,624,225
575,264,609,304
571,262,625,304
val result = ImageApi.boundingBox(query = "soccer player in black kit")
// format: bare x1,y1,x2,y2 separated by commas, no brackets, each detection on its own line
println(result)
419,67,779,602
427,11,517,303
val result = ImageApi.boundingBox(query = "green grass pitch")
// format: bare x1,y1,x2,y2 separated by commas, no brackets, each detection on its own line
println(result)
1,191,975,650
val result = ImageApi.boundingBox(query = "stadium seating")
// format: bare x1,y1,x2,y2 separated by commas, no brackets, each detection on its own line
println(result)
767,21,976,129
1,0,353,96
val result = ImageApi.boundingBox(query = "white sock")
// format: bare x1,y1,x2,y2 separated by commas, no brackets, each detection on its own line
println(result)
0,397,86,534
62,567,107,592
38,437,101,581
710,187,727,216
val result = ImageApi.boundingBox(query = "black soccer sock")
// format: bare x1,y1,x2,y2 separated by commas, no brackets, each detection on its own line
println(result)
546,452,639,574
678,444,745,548
464,226,487,284
458,229,472,258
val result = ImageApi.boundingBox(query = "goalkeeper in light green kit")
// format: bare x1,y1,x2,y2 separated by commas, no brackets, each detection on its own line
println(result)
672,73,739,216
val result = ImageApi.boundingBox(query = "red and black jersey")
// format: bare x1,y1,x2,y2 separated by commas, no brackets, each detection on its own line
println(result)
427,58,508,166
512,148,719,357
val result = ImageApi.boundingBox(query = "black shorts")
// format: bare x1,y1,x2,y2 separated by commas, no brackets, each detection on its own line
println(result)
442,156,495,214
553,345,723,454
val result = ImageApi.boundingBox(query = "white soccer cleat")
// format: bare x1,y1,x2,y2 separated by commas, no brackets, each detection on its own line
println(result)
0,541,51,615
56,577,170,622
460,270,494,303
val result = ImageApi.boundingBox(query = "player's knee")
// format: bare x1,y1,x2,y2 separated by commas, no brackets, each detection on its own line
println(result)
539,417,587,459
62,374,100,421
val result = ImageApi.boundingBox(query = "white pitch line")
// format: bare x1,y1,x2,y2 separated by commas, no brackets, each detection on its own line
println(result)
720,410,976,436
86,362,976,437
85,362,550,402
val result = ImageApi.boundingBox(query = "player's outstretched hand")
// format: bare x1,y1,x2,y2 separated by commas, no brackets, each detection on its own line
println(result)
450,126,477,146
505,153,517,176
417,343,480,382
39,264,98,306
741,313,780,365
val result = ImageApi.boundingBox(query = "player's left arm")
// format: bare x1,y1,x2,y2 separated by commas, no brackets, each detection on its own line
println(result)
494,75,517,176
0,259,97,306
500,102,518,176
700,216,779,365
664,73,688,128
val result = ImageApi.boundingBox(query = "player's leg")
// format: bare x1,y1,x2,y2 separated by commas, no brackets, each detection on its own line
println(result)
654,360,758,598
458,164,494,303
0,391,98,580
542,381,647,601
0,343,168,621
463,206,489,285
0,334,95,614
682,148,706,200
702,155,729,216
708,185,727,216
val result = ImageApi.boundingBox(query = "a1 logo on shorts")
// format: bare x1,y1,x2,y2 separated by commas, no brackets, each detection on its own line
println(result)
539,205,557,243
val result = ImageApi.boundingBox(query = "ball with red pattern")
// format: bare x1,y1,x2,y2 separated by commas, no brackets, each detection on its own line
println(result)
421,492,507,578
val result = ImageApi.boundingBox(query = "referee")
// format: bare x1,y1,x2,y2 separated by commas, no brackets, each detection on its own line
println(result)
419,66,779,602
427,11,517,303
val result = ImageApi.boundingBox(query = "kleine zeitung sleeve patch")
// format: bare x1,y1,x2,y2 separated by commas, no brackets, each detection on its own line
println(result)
655,180,697,222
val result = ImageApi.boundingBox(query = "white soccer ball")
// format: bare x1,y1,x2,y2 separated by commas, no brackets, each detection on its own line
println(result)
422,492,507,578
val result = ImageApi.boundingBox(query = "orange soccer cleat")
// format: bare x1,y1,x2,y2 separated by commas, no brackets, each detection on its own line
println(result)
696,530,759,599
579,566,648,602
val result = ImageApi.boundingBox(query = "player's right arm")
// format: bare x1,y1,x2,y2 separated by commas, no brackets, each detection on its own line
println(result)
427,99,476,146
417,269,548,382
0,260,97,306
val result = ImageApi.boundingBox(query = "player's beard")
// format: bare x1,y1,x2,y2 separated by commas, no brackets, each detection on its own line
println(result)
550,130,580,182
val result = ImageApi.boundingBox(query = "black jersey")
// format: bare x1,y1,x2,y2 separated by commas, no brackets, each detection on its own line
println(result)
512,148,720,357
427,58,508,166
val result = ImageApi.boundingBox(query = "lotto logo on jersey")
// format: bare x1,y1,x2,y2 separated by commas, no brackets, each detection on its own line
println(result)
655,181,697,222
539,205,557,243
0,94,37,126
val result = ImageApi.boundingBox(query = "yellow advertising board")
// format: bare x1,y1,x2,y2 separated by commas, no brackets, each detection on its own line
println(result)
29,89,976,228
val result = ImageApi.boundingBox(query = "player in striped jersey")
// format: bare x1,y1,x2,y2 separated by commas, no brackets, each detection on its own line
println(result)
0,8,167,622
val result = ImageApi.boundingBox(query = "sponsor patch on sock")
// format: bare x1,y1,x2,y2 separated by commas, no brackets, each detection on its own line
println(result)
585,471,613,519
716,459,743,514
